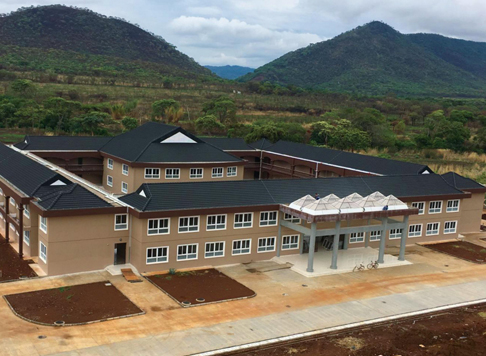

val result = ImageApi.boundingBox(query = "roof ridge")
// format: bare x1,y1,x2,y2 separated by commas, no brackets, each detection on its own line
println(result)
45,184,77,210
437,174,465,194
132,126,180,162
141,184,153,210
260,180,277,204
359,176,375,194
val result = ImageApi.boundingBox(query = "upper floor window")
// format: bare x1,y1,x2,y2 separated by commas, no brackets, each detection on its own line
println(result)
190,168,203,179
212,167,223,178
107,158,114,170
121,182,128,194
148,218,170,235
284,213,300,224
145,168,160,179
411,202,425,215
179,216,199,233
107,175,113,187
115,214,128,230
122,164,129,176
23,231,30,246
227,166,237,177
260,211,278,226
165,168,180,179
40,216,47,233
234,213,253,228
23,205,30,219
207,214,226,230
429,201,442,214
446,200,460,213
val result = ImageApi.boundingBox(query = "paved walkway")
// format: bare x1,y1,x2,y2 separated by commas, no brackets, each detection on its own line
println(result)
49,279,486,356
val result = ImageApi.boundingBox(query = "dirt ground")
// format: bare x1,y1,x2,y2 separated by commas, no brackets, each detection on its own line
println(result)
228,303,486,356
423,241,486,263
147,268,256,305
0,237,37,282
4,281,143,325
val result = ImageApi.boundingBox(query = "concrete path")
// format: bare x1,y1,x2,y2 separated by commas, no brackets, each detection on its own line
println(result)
49,279,486,356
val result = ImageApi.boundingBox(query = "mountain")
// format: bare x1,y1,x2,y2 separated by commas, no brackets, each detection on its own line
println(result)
205,65,254,79
0,5,213,80
239,22,486,96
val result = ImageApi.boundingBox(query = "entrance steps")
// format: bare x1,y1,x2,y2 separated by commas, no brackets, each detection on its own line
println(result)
105,263,140,276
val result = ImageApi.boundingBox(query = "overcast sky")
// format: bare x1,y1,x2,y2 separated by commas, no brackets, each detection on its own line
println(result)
1,0,486,67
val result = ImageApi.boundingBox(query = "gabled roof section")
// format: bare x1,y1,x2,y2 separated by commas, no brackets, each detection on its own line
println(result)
15,136,112,151
202,137,256,151
441,172,486,191
248,138,274,150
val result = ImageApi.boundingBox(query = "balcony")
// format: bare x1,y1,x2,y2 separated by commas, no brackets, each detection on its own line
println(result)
57,163,104,174
244,161,315,178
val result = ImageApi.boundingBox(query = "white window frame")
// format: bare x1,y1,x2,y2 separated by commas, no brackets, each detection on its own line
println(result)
190,168,204,179
389,229,403,240
146,246,168,264
107,158,113,170
259,211,278,227
147,218,170,235
232,239,251,255
411,202,425,215
282,235,299,250
165,168,180,180
426,222,440,236
408,224,422,238
23,205,30,219
205,241,225,258
9,198,15,206
114,214,128,231
206,214,227,231
212,167,224,178
121,181,128,194
144,168,160,179
122,164,129,176
257,237,276,253
39,241,47,263
446,200,460,213
227,166,237,177
429,201,442,214
349,232,365,243
444,221,457,234
107,175,113,187
234,213,253,229
178,216,200,233
177,243,198,261
284,213,301,224
23,230,30,246
370,230,381,241
40,216,47,233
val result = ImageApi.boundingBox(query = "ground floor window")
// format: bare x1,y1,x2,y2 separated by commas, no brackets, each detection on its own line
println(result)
426,222,440,236
232,239,251,255
40,242,47,263
146,247,168,264
23,231,30,246
257,237,276,252
408,224,422,237
389,228,403,240
177,244,198,261
205,242,225,258
370,230,381,241
349,232,364,243
444,221,457,234
282,235,299,250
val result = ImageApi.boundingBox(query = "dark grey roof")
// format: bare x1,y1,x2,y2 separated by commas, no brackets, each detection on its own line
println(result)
264,141,431,176
120,174,465,212
35,184,112,211
248,138,274,150
441,172,486,190
14,136,112,151
202,138,255,151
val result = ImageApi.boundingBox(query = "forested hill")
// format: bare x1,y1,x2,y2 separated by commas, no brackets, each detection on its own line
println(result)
0,5,212,80
205,65,254,79
239,22,486,96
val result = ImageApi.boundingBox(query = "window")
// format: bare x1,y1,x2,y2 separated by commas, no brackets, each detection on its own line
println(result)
146,247,168,264
205,242,225,258
148,218,170,235
40,242,47,263
232,239,251,255
426,222,440,236
282,235,299,250
444,221,457,234
227,166,237,177
190,168,203,179
179,216,199,233
10,198,15,206
207,214,226,230
408,224,422,237
389,229,403,239
234,213,253,228
177,244,198,261
284,213,301,224
349,232,365,243
411,202,425,215
258,237,276,252
107,175,113,187
107,158,113,170
260,211,278,226
23,205,30,219
429,201,442,214
115,214,128,230
370,230,381,241
121,182,128,194
145,168,160,179
122,164,129,176
446,200,460,213
23,231,30,246
165,168,180,179
40,216,47,233
212,167,223,178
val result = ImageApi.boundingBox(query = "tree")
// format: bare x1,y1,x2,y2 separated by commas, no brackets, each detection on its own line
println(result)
71,112,108,135
311,121,335,145
245,123,285,143
122,117,138,131
202,96,237,125
394,120,406,134
0,101,16,128
449,110,474,124
195,115,225,135
9,79,37,97
42,97,82,132
152,99,180,120
328,120,371,152
474,127,486,152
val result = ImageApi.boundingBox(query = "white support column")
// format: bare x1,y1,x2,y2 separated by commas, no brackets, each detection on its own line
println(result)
330,221,341,270
365,219,370,248
378,218,388,264
306,222,317,273
276,217,283,257
343,233,349,250
399,216,409,261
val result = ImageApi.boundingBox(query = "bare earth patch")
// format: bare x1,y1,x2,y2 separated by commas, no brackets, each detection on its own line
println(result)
0,237,37,282
423,241,486,263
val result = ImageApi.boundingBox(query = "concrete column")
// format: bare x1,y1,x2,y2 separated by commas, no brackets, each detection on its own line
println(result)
276,218,283,257
378,218,388,264
18,205,24,259
331,221,341,270
365,219,370,248
398,216,409,261
306,222,317,273
343,233,349,250
5,196,9,243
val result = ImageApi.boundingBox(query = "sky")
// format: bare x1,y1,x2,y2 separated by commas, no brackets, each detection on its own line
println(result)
1,0,486,68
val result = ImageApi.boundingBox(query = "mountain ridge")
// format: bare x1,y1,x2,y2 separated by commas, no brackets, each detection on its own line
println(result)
205,65,254,80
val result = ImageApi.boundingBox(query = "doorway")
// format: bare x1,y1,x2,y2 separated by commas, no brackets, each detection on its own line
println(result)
114,243,126,265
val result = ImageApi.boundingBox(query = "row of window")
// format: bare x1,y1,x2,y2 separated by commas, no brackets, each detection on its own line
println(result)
411,200,459,215
106,176,128,193
145,235,300,264
144,167,238,180
107,159,129,176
